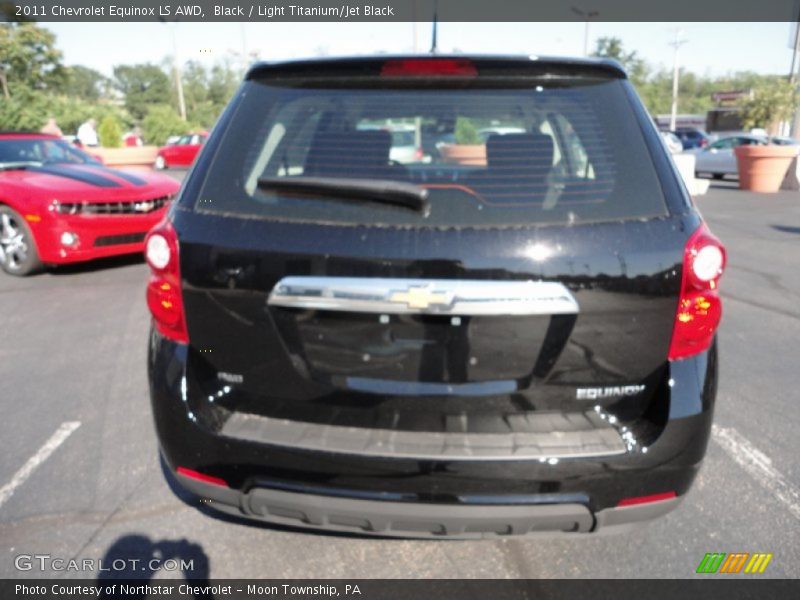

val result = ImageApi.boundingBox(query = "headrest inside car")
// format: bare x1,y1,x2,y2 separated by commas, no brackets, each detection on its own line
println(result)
305,130,393,177
486,133,554,171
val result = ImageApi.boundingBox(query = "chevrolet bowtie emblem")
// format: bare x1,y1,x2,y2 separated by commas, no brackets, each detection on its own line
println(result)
388,286,454,310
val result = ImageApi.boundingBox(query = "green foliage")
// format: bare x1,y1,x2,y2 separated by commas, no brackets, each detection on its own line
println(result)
57,65,109,101
0,22,64,97
141,104,191,146
0,87,129,134
737,79,796,132
97,115,123,148
114,63,172,121
455,117,481,145
592,36,649,86
591,37,788,120
207,59,240,106
179,59,239,128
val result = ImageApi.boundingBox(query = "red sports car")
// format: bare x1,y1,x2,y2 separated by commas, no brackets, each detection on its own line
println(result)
154,132,208,169
0,133,180,276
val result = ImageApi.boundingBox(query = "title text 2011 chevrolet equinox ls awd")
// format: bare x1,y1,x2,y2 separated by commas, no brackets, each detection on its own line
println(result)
146,56,726,538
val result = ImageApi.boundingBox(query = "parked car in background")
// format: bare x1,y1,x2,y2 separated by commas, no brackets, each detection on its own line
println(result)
155,132,208,169
0,133,179,276
387,125,423,164
671,128,710,150
356,124,426,164
147,55,726,538
660,131,683,154
770,136,800,146
478,126,526,141
689,134,767,179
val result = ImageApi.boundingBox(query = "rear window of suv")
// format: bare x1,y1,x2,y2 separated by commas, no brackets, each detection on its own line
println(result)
196,64,668,227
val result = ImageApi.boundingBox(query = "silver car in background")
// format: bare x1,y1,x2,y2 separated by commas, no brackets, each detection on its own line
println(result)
689,134,766,179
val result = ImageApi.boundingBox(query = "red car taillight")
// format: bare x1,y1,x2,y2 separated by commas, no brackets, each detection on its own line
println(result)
145,220,189,344
668,223,726,360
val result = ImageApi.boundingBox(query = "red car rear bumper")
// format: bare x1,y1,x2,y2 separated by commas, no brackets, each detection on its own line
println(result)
29,207,169,265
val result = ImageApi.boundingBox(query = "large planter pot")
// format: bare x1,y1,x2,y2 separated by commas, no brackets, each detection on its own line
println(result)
734,145,798,193
438,143,486,166
93,146,159,168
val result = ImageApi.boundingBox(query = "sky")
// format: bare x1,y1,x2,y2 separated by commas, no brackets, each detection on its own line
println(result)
43,22,792,78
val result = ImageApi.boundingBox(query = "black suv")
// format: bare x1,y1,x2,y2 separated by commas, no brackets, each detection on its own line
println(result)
146,56,725,538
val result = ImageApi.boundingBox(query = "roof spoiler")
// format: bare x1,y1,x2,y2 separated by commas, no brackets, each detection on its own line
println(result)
245,55,628,82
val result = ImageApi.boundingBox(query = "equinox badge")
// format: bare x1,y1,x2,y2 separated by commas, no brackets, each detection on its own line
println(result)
576,385,646,400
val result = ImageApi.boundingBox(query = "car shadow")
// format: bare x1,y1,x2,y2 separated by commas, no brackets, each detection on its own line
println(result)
771,224,800,235
96,534,211,595
705,180,740,191
46,254,145,276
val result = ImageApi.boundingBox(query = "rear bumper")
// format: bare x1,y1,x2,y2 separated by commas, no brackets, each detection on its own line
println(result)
149,331,717,537
30,208,167,264
173,468,682,538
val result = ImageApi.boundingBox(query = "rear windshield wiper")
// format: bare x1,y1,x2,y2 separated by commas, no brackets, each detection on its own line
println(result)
257,176,429,214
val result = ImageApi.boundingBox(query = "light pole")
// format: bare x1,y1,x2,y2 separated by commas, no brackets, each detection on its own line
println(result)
169,24,187,122
669,29,687,132
430,0,439,54
571,7,599,56
412,0,420,53
240,23,249,74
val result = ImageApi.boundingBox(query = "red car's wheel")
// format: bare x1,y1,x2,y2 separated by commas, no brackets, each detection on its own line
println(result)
0,206,43,276
155,155,167,170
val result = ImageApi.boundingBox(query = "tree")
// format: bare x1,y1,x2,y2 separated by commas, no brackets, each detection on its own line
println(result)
592,36,648,86
174,58,239,128
0,23,64,98
0,87,129,134
738,79,796,133
113,64,171,121
58,65,110,101
141,104,190,145
455,117,481,145
207,59,240,107
98,115,123,147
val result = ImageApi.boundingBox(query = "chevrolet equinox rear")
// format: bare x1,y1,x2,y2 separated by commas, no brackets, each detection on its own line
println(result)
146,56,725,537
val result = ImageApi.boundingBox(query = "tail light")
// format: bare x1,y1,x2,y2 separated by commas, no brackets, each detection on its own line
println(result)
668,223,726,360
414,146,424,161
380,58,478,77
145,220,188,344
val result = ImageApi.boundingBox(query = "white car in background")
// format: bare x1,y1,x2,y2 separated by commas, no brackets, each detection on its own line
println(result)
659,131,683,154
387,125,422,164
357,124,424,164
478,126,526,142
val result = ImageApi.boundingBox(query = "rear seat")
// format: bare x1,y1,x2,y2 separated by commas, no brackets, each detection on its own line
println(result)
303,130,408,181
465,133,554,203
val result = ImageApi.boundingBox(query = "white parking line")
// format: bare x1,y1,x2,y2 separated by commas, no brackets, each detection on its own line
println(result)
0,421,81,510
712,424,800,520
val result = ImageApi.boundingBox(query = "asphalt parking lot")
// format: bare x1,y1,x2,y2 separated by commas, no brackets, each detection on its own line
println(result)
1,174,798,579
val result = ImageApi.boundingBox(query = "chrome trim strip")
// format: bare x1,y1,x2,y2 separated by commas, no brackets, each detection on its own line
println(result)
267,277,579,316
220,412,626,461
